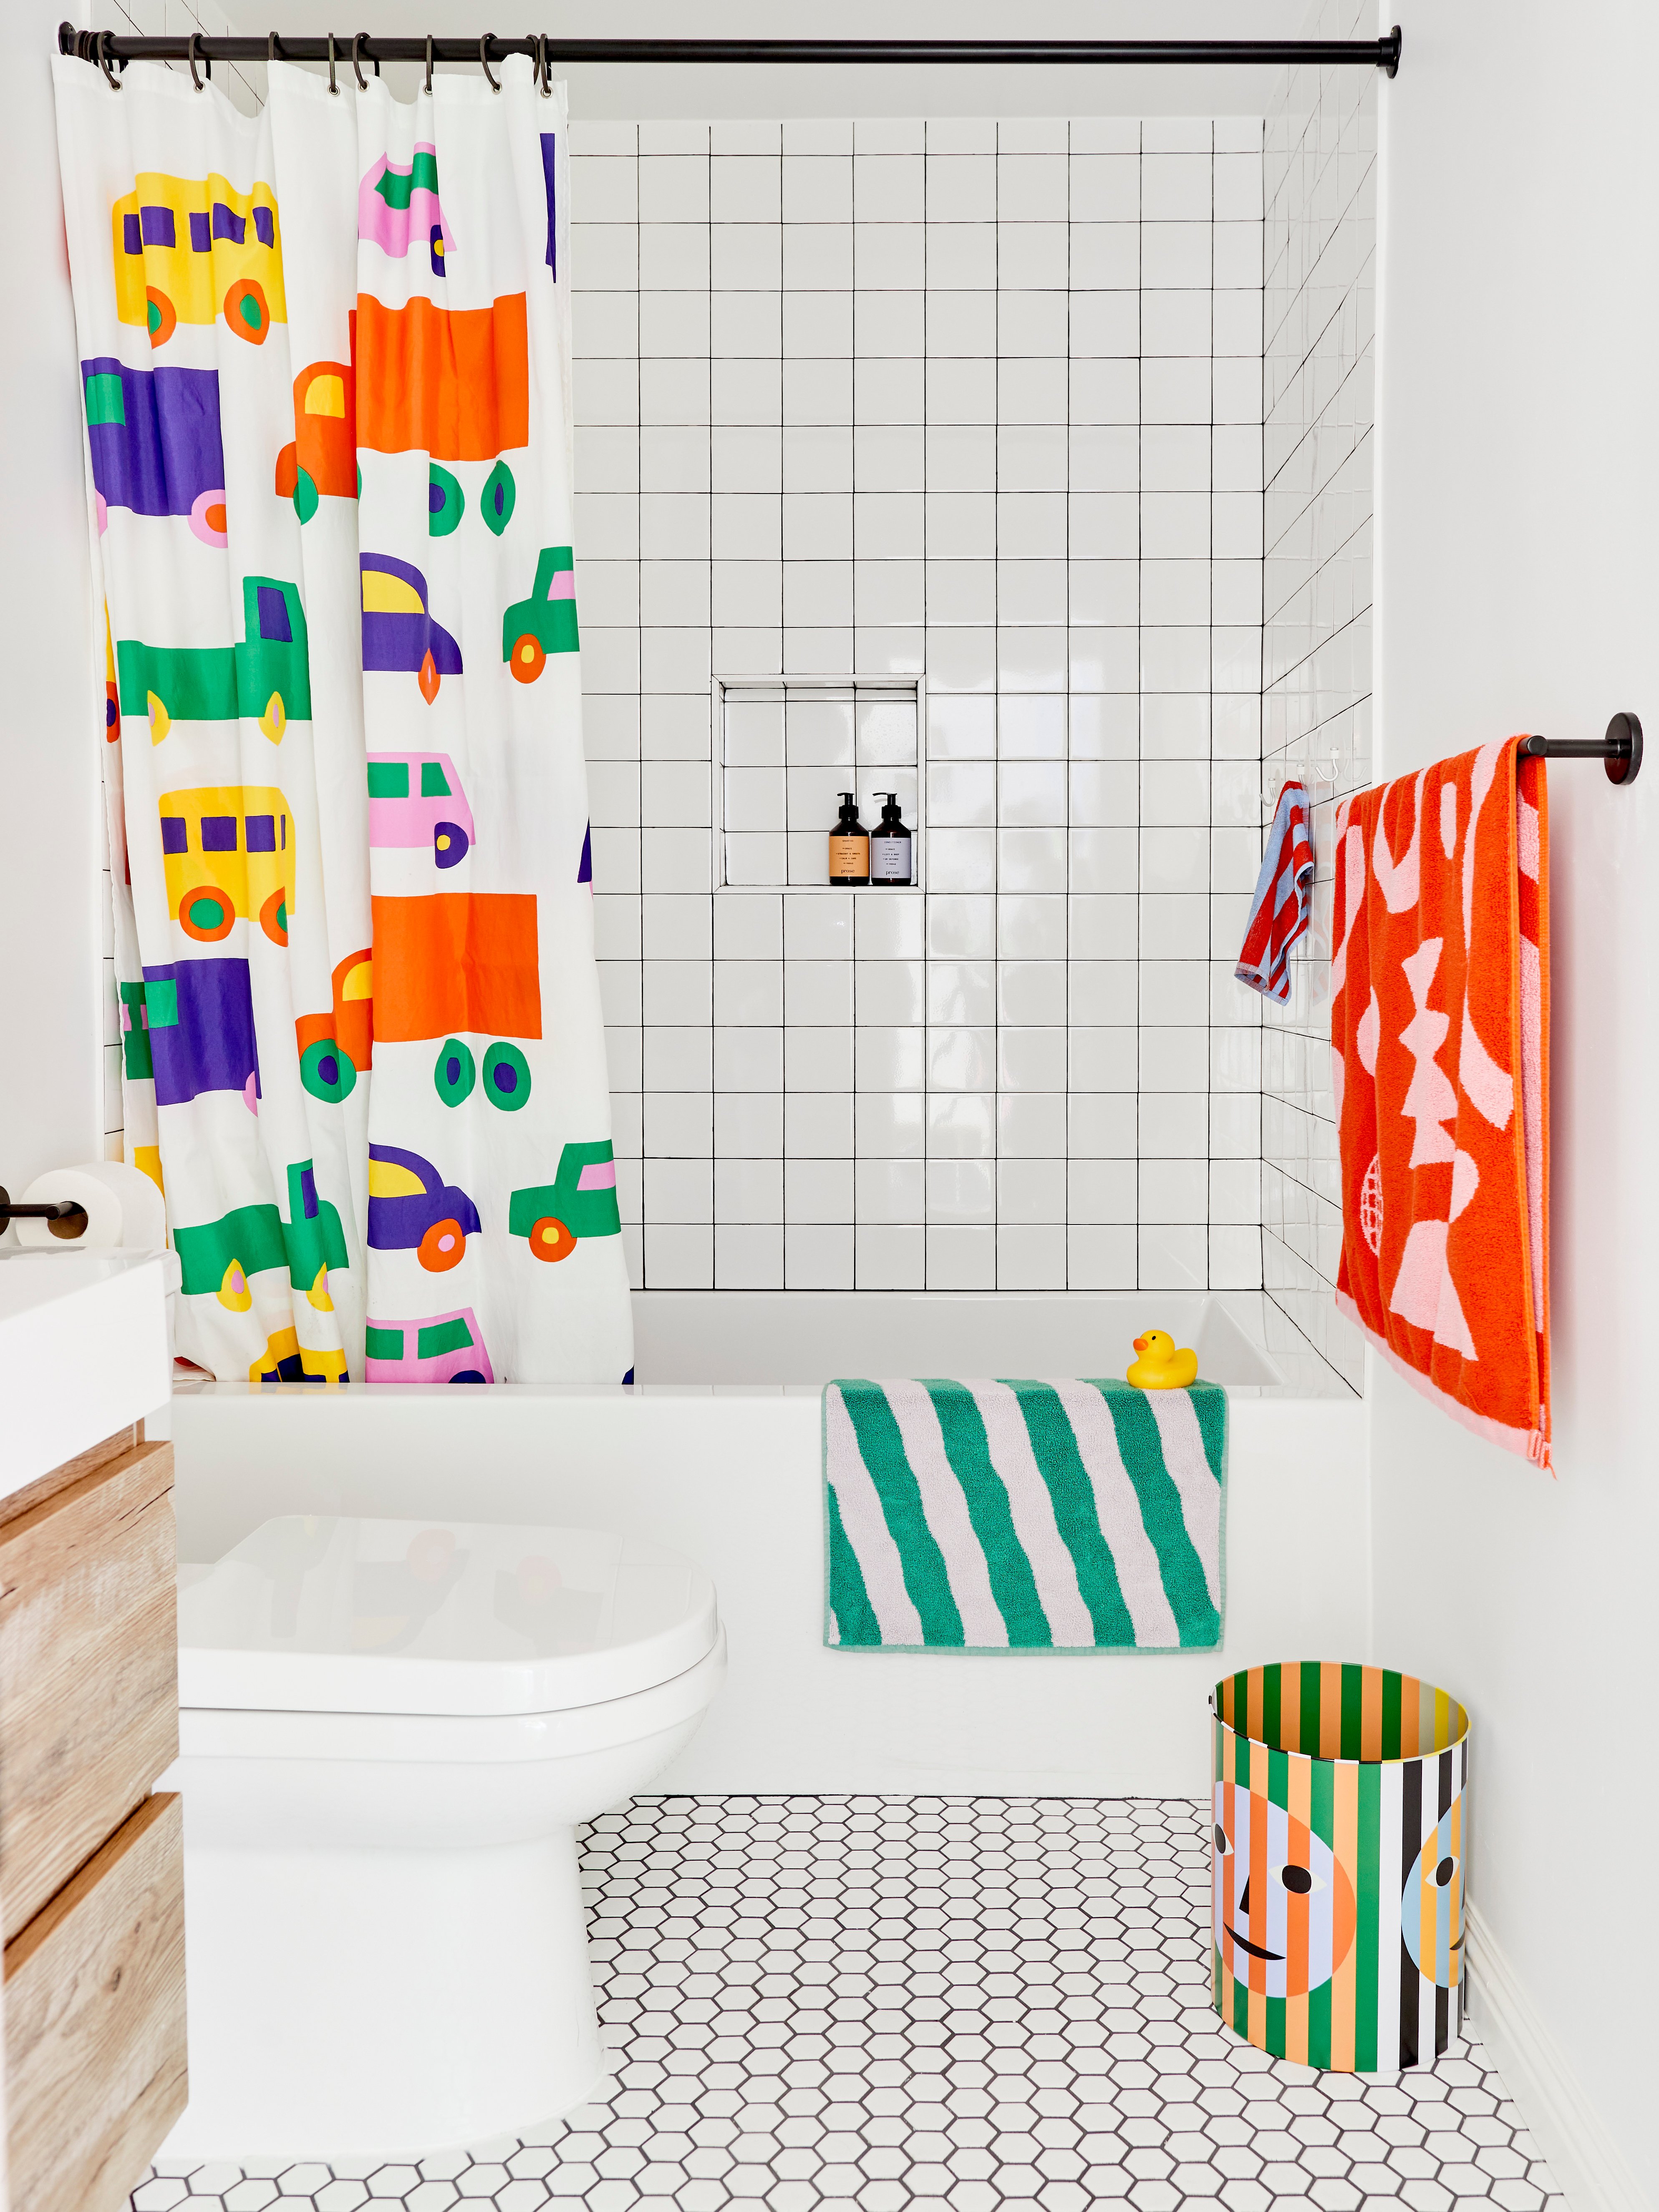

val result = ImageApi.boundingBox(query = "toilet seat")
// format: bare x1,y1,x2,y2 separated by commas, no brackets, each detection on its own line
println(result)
176,1632,726,1767
179,1514,719,1717
164,1631,728,1856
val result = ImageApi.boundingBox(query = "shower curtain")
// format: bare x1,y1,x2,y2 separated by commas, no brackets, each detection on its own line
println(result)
53,54,633,1386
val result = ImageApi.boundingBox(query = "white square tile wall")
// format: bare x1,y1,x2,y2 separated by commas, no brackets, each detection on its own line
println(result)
572,117,1268,1295
1258,9,1376,1390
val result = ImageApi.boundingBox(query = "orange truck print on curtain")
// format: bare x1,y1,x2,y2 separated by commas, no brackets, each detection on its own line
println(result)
1330,738,1550,1466
352,292,529,461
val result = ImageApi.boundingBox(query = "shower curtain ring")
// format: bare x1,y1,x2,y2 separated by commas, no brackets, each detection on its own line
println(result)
187,30,206,89
480,32,501,91
327,33,338,93
267,30,281,66
536,32,552,95
98,27,123,88
353,32,376,86
424,34,434,93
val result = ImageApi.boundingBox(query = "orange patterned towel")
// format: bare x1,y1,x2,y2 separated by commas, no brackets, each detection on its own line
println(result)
1331,738,1550,1467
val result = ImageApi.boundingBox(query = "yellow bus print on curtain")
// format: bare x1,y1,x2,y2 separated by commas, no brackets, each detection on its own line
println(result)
160,786,296,947
113,172,287,348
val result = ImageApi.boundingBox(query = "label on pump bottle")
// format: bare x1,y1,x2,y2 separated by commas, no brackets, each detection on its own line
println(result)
829,834,869,880
870,837,912,882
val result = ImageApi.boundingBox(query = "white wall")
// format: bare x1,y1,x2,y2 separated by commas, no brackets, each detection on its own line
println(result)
267,0,1322,122
0,2,263,1215
0,3,106,1204
1373,5,1659,2205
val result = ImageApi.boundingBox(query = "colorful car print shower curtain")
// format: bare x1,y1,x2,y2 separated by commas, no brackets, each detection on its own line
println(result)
53,55,633,1386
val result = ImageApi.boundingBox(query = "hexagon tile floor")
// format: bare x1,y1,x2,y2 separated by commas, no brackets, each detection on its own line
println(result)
134,1797,1561,2212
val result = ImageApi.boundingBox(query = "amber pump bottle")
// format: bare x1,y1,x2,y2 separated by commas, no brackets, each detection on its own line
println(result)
828,792,869,885
868,792,913,884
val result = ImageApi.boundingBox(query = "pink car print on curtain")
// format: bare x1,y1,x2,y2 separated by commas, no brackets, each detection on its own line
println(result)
359,145,454,280
363,1308,493,1384
367,752,474,870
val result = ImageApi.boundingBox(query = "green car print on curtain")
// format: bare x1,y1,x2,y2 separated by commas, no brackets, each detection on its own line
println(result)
53,53,632,1388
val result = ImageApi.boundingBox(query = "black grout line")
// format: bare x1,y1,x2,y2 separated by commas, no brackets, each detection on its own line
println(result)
1253,109,1269,1311
850,140,862,1296
1255,58,1374,1386
639,124,649,1295
1206,118,1215,1299
707,129,720,1290
986,123,997,1299
1061,119,1070,1296
1141,121,1150,1292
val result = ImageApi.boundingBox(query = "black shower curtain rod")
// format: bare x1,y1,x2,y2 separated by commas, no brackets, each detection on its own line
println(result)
58,23,1404,75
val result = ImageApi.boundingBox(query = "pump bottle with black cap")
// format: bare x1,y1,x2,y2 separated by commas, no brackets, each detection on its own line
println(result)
828,792,869,886
868,792,913,885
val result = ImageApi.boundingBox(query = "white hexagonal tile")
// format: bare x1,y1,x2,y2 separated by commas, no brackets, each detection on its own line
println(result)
415,2156,470,2187
189,2168,250,2199
125,1798,1568,2212
1306,2182,1363,2212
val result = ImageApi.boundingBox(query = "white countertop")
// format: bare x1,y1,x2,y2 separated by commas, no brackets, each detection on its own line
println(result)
0,1250,172,1503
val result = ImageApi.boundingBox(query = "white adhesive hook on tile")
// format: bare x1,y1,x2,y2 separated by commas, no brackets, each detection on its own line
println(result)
1260,753,1341,820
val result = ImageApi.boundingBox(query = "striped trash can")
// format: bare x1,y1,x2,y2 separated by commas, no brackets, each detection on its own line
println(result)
1211,1661,1469,2073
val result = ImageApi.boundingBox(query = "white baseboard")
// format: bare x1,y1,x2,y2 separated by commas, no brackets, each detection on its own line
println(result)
1464,1901,1650,2212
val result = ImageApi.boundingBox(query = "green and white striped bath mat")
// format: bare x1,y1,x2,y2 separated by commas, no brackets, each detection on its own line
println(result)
824,1377,1227,1651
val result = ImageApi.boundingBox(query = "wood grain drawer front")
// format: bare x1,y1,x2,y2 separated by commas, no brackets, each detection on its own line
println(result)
0,1440,179,1941
5,1793,188,2212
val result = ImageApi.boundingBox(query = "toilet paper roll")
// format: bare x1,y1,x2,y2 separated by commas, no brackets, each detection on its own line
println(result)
13,1162,168,1254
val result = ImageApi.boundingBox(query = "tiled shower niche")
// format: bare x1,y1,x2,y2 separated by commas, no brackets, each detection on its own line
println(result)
573,116,1271,1298
716,674,924,892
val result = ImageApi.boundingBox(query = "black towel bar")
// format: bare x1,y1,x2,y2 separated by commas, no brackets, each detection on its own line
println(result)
1518,712,1642,785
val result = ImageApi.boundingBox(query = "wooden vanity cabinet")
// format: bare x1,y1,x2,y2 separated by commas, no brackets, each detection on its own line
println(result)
0,1423,187,2212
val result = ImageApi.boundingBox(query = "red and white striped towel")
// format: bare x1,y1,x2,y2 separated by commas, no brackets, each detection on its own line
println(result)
1235,781,1315,1005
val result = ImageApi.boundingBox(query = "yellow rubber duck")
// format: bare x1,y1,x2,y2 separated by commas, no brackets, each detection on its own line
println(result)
1127,1329,1199,1391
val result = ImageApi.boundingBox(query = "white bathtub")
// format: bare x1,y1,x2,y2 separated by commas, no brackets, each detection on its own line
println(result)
628,1289,1290,1389
162,1290,1367,1796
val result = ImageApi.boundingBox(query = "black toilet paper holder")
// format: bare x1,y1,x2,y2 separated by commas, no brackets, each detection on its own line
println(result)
0,1188,88,1232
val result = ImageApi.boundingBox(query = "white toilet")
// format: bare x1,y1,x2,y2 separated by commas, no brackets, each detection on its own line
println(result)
159,1513,725,2160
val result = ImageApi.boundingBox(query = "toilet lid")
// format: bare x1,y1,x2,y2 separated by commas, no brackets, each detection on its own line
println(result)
177,1515,719,1717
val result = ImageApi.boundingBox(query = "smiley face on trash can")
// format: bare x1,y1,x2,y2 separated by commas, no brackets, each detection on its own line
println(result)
1212,1779,1357,2000
1402,1803,1465,1990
